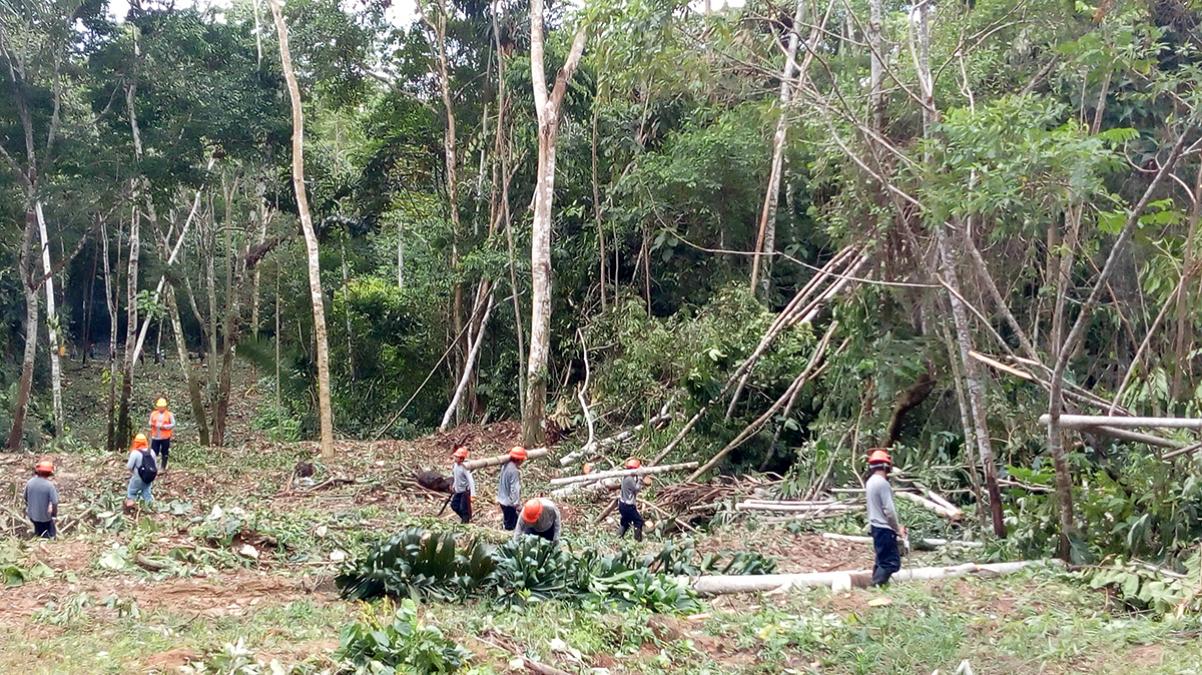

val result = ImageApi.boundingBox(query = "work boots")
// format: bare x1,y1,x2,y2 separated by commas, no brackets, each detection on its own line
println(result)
633,527,643,542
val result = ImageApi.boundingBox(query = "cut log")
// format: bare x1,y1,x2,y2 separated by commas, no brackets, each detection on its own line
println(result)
551,477,620,498
820,532,983,550
463,447,549,471
735,502,861,513
549,461,698,487
681,559,1062,595
896,491,962,520
559,403,673,466
1037,414,1202,430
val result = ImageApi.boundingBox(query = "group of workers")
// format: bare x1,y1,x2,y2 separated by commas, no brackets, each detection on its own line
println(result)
22,398,175,539
447,444,647,543
22,399,906,587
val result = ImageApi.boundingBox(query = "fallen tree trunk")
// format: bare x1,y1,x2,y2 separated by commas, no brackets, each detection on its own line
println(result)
820,532,983,550
551,477,620,498
463,447,549,471
550,461,698,487
896,491,962,520
736,501,861,513
559,402,673,466
1037,414,1202,430
682,559,1061,594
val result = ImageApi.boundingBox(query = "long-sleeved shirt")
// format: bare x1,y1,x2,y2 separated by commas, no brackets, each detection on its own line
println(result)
23,476,59,522
866,472,900,532
452,463,475,495
497,461,521,506
513,499,561,542
149,410,175,440
619,475,642,506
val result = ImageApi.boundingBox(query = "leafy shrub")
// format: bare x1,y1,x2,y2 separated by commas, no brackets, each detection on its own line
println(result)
251,403,302,442
492,536,589,608
335,529,496,602
644,536,777,575
337,599,470,674
1085,553,1202,617
338,529,705,613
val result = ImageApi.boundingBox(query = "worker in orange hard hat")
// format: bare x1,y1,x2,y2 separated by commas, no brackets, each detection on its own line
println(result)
449,445,475,523
865,448,904,586
514,497,561,543
24,460,60,538
618,458,647,541
149,397,175,470
126,433,158,504
497,446,527,530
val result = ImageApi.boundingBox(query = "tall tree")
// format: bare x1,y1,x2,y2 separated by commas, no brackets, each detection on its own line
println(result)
522,0,589,445
268,0,336,458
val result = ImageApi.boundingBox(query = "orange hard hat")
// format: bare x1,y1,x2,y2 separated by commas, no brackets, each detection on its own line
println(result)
625,458,641,470
867,448,893,465
452,447,469,460
509,446,528,462
34,460,54,475
521,498,544,524
132,433,149,450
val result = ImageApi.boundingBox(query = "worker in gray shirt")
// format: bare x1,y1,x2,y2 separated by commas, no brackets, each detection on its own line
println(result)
449,446,475,523
497,446,526,530
515,498,561,543
865,448,906,586
24,460,60,539
618,457,647,541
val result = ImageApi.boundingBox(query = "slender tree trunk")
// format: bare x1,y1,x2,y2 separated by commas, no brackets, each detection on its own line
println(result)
340,236,354,380
82,230,100,365
1171,161,1202,401
868,0,884,130
269,0,336,458
591,104,606,310
167,284,210,445
522,0,588,446
102,220,121,452
35,201,63,437
251,186,269,341
117,197,140,447
7,208,40,450
396,219,405,289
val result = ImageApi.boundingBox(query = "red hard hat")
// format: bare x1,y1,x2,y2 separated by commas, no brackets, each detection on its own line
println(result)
452,447,469,460
34,460,54,475
867,448,893,465
521,499,544,524
509,446,528,462
625,458,641,470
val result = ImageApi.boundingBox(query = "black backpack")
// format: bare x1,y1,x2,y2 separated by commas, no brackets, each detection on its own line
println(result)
137,450,158,484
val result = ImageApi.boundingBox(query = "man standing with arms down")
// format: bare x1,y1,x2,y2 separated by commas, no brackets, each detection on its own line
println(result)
449,446,475,523
24,460,59,539
149,398,175,470
865,448,905,586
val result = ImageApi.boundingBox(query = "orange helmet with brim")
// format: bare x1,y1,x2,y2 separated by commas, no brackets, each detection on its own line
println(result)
522,499,543,524
867,448,893,465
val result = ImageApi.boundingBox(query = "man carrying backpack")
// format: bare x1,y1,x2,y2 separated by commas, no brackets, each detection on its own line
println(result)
24,460,59,539
149,398,175,470
126,433,158,504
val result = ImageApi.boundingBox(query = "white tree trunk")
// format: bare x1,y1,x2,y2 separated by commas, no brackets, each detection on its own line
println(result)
35,201,63,437
683,560,1061,595
439,291,495,431
268,0,336,458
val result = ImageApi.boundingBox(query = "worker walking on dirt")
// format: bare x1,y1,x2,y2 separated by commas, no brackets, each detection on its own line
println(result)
866,448,905,586
497,446,526,530
149,398,175,470
618,458,647,541
126,433,159,504
514,498,561,543
449,446,475,523
24,460,59,539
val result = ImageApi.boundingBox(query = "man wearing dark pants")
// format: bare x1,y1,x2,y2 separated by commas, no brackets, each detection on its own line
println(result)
24,460,59,539
497,447,526,530
865,448,904,586
449,446,474,523
149,398,175,470
618,458,646,541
